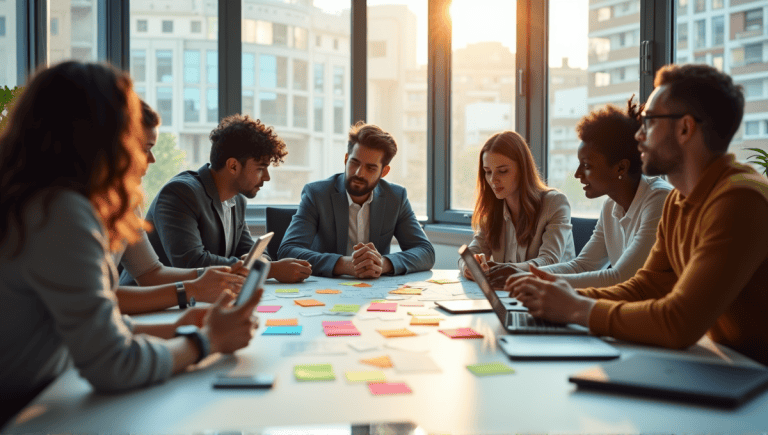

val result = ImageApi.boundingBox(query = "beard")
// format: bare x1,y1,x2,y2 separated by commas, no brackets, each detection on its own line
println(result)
640,135,683,177
345,175,379,197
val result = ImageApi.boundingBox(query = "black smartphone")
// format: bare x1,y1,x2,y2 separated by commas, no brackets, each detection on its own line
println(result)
235,258,270,306
212,374,275,389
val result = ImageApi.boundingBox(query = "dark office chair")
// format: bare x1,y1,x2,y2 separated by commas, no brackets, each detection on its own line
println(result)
265,206,298,260
571,217,598,257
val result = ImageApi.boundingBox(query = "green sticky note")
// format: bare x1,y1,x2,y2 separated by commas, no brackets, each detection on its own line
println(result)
370,299,387,303
294,363,336,381
340,282,364,286
330,304,360,313
276,288,299,293
345,370,386,383
466,362,515,377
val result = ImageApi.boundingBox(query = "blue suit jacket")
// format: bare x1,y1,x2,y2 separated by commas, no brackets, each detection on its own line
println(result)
277,174,435,277
140,164,254,269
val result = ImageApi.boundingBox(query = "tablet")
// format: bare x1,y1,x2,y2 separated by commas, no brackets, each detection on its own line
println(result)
498,335,620,361
243,232,274,269
235,258,270,306
434,299,493,314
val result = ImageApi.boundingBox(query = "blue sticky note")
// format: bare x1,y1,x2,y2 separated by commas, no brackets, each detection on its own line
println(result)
263,326,303,335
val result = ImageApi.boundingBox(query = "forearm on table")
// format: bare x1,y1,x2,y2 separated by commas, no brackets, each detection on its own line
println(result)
134,265,198,287
132,323,176,339
116,284,184,315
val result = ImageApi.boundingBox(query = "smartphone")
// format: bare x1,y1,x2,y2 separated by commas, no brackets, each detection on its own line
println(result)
235,258,270,306
212,374,275,389
242,232,274,269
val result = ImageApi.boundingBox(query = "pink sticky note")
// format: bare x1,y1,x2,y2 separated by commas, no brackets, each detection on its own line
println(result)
257,305,282,313
325,327,361,337
368,382,412,395
322,320,354,327
439,327,483,339
368,303,398,312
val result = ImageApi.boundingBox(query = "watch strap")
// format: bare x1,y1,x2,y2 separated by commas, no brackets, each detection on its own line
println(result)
175,326,210,364
175,282,188,309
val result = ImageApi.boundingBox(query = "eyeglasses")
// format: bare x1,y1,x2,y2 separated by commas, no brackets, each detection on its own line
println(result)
639,113,702,132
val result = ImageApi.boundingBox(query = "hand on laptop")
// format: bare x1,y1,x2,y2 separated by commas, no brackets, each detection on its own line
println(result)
487,263,526,289
268,258,312,283
505,264,595,326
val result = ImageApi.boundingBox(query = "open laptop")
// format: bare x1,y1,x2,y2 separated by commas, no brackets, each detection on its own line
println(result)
459,245,620,360
569,354,768,408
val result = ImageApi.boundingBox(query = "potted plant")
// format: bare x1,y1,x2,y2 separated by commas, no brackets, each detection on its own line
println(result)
0,86,23,132
745,147,768,177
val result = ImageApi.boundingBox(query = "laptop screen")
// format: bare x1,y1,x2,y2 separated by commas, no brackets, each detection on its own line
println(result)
458,245,510,325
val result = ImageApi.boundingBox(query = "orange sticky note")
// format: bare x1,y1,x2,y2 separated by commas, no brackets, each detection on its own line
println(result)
294,299,325,307
316,289,342,294
360,355,394,369
354,283,372,288
410,317,441,326
439,327,484,339
266,318,299,326
377,328,418,338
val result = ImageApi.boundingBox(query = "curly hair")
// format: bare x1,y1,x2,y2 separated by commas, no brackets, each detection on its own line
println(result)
347,121,398,166
472,131,552,250
654,64,744,153
576,95,643,177
0,61,147,256
209,114,288,170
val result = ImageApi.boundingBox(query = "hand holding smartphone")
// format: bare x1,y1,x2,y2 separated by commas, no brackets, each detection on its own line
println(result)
235,258,271,306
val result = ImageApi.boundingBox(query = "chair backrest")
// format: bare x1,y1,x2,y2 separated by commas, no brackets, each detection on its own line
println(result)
265,206,298,260
571,216,598,257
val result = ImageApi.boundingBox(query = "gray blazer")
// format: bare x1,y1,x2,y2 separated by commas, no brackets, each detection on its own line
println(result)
140,164,254,270
277,174,435,277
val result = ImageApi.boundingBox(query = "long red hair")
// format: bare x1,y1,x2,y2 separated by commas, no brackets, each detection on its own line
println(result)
471,131,551,250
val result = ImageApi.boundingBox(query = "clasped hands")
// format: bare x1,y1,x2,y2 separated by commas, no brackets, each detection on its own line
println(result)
336,242,392,278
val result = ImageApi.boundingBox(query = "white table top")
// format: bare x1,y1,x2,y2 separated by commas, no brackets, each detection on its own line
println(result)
8,270,768,434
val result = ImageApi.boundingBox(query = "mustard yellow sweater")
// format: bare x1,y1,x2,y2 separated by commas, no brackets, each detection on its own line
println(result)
580,154,768,366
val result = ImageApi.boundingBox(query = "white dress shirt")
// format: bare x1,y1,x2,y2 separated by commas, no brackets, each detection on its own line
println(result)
221,197,237,257
540,175,672,288
346,191,373,256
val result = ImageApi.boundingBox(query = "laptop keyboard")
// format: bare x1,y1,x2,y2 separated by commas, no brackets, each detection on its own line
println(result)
508,312,587,334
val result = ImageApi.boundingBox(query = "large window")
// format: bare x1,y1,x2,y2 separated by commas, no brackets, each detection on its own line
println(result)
367,1,428,218
48,0,98,64
0,1,17,88
450,0,517,212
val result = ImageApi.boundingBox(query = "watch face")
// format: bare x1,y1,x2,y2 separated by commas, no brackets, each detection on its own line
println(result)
176,325,198,335
189,297,196,307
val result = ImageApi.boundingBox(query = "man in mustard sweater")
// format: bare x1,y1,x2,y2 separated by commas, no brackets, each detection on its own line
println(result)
506,64,768,366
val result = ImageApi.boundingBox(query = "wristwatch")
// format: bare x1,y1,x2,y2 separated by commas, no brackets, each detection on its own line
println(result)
175,282,196,309
174,325,210,364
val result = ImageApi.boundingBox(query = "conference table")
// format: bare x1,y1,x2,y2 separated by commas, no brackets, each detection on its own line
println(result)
7,270,768,434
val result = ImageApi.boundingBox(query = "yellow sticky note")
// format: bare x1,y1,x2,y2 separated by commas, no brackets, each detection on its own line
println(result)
377,328,418,338
345,370,386,383
316,289,342,294
390,288,422,295
266,318,299,326
360,355,394,369
410,317,441,326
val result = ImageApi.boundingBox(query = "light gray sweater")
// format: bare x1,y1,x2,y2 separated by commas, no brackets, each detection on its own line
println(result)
0,190,173,398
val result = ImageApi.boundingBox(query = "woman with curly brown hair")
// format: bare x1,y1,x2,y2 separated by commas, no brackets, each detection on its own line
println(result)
0,62,260,426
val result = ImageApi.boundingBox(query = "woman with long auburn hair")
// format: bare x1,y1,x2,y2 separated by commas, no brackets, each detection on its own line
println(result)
459,131,575,287
0,62,260,427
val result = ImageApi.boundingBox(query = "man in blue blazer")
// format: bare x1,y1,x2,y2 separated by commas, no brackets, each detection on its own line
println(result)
278,122,435,277
128,115,311,284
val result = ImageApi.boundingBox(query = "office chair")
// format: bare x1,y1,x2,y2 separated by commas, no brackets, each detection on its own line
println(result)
571,217,598,257
265,206,298,260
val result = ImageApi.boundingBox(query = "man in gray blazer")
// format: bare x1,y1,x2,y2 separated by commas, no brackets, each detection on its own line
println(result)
278,122,435,278
132,114,311,284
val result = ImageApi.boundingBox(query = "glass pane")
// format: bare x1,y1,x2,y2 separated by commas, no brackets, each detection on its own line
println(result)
131,1,218,210
0,1,19,88
546,0,640,218
48,0,98,64
367,0,428,218
675,0,768,173
449,0,517,211
242,0,350,205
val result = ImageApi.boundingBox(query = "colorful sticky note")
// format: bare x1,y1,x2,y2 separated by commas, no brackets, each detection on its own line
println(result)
316,289,342,294
389,288,422,295
276,288,299,293
427,279,460,285
466,362,516,377
360,355,394,369
410,317,441,326
439,327,484,339
257,305,281,313
265,318,298,326
354,283,373,288
262,326,302,335
399,302,424,307
294,299,325,307
340,282,364,286
323,320,360,336
345,370,386,383
294,363,335,381
368,382,412,395
329,304,360,313
367,302,398,312
377,328,418,338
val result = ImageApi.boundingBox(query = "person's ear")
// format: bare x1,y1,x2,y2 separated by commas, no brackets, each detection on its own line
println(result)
617,159,630,178
344,153,349,166
381,165,390,178
226,157,240,175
